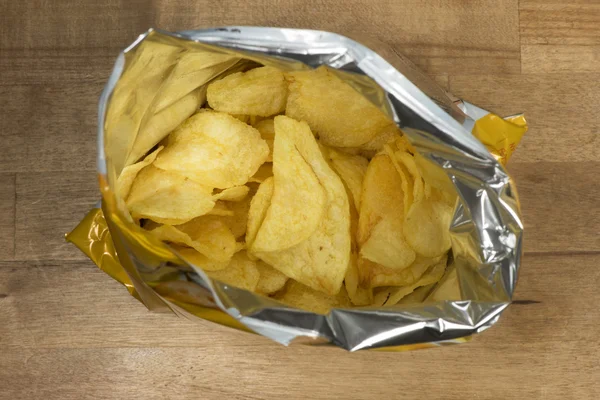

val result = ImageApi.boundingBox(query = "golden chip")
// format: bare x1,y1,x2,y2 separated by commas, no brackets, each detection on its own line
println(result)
252,117,326,253
148,216,237,263
403,200,453,257
248,163,273,183
173,245,230,272
253,118,275,162
344,251,372,306
395,151,425,205
252,116,351,295
328,149,368,210
126,165,215,225
255,261,289,295
207,201,234,217
373,256,447,306
359,218,416,271
285,66,394,147
246,176,274,249
206,251,260,292
213,185,250,202
275,280,351,315
207,66,288,117
153,110,269,189
117,146,163,201
369,254,443,288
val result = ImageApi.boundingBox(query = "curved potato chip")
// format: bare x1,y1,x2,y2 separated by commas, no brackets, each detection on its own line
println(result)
255,261,289,295
248,163,273,183
404,200,453,257
328,149,368,210
252,117,326,253
126,89,204,167
426,265,461,301
370,254,443,288
126,165,215,225
207,201,234,217
221,193,253,239
395,151,425,205
206,251,260,292
384,145,414,216
275,280,351,314
373,256,447,306
358,154,404,246
173,245,229,272
253,116,351,295
285,66,394,147
246,177,274,249
254,118,275,162
345,252,372,306
207,66,288,117
359,218,416,271
117,146,163,201
359,124,401,152
148,216,237,263
154,52,240,113
153,111,269,189
213,185,250,202
397,283,436,305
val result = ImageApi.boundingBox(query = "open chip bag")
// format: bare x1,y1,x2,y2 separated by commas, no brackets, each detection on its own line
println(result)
68,27,527,351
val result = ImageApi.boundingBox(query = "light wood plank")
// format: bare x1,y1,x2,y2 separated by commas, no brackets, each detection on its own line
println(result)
0,174,16,260
156,0,521,75
520,1,600,73
448,74,600,162
0,49,116,86
15,172,99,261
0,84,98,173
0,255,598,399
0,0,156,51
510,162,600,253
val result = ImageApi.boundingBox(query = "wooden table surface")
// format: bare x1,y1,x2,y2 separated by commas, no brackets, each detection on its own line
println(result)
1,1,599,399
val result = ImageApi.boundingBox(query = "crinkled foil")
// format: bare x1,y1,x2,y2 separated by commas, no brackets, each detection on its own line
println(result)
69,27,526,351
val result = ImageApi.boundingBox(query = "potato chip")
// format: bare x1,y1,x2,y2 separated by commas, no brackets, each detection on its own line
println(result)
207,201,234,217
246,177,274,249
403,200,453,257
395,151,425,205
328,149,368,210
359,218,416,271
153,52,240,113
126,165,215,225
252,117,327,253
231,114,251,123
384,145,414,216
153,111,269,189
426,265,461,301
359,124,401,152
373,256,447,306
369,254,443,288
173,245,230,272
285,66,394,147
248,163,273,183
207,66,288,117
344,251,372,306
397,283,436,305
275,280,351,314
125,89,204,168
414,152,457,205
221,193,253,239
148,216,237,262
206,251,260,292
255,261,289,295
213,185,250,202
357,154,404,246
117,146,163,201
252,116,351,295
254,118,275,162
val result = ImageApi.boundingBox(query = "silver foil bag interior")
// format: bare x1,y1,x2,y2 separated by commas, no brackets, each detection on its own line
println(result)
98,27,522,351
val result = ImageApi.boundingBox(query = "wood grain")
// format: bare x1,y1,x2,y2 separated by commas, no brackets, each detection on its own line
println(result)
0,255,598,399
156,0,522,75
1,0,599,399
520,1,600,73
0,174,15,260
15,172,98,261
449,74,600,163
